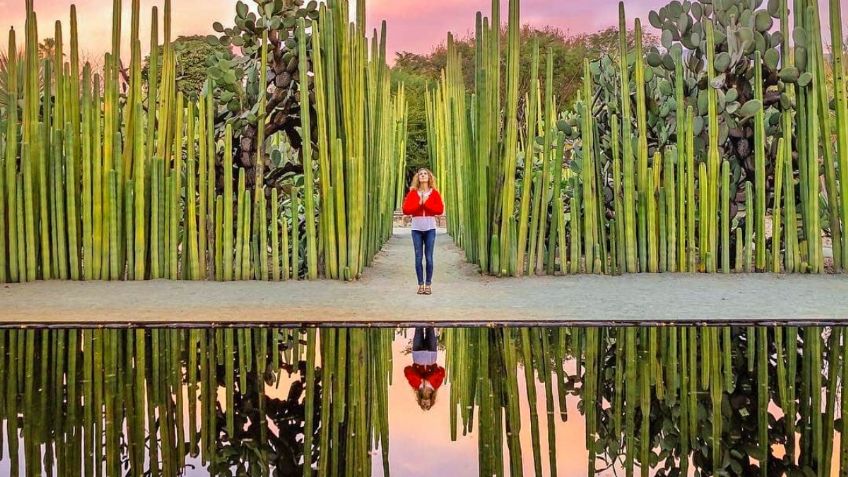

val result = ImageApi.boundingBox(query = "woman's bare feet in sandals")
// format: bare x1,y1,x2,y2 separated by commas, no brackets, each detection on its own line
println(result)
417,285,426,295
423,285,432,295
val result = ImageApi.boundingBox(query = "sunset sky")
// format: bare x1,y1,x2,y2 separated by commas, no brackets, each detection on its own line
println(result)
0,0,844,63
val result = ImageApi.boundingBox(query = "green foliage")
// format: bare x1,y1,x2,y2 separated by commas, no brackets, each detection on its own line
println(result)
390,67,430,179
394,26,656,109
142,35,231,100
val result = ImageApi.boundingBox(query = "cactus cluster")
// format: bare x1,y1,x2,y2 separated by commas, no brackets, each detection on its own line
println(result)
432,0,847,276
0,0,406,283
445,326,841,477
0,327,393,476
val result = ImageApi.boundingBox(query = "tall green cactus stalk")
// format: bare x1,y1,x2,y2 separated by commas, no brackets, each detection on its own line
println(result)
753,52,766,272
125,180,135,279
745,182,754,273
647,173,658,273
258,193,268,280
5,29,19,282
807,0,840,272
618,3,637,273
185,105,199,280
794,1,812,273
132,103,145,280
772,139,785,272
297,19,318,280
65,121,80,280
634,18,649,273
698,163,708,270
197,92,208,280
291,187,300,280
0,142,6,283
79,66,92,280
270,188,280,281
497,0,520,277
101,57,114,279
240,180,251,280
778,0,795,273
802,4,821,273
784,130,799,273
168,171,177,280
721,161,730,274
705,20,719,274
664,151,677,272
234,171,245,281
223,124,234,281
205,90,216,278
582,60,600,274
535,50,555,276
611,115,625,273
310,19,337,280
516,43,540,277
832,0,848,271
550,125,565,275
674,50,686,273
22,152,35,282
685,108,696,273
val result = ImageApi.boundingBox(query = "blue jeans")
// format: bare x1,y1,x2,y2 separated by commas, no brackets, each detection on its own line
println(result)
411,228,436,285
413,327,438,351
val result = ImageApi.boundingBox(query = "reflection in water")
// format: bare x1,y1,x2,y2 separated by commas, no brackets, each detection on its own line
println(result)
0,326,842,476
0,328,393,477
405,327,445,411
444,326,844,477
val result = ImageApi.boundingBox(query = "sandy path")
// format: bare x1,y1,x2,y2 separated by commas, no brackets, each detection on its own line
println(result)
0,228,845,325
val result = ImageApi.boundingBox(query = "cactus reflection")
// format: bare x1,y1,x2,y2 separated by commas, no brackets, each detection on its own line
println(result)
0,326,843,476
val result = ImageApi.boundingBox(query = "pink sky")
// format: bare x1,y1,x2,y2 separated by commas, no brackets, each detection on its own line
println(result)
0,0,845,63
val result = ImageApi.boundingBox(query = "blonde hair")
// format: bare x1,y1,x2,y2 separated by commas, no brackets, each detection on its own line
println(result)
415,386,438,411
410,168,437,191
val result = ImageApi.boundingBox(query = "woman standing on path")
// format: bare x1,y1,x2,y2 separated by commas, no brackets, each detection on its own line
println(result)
404,327,444,411
402,168,444,295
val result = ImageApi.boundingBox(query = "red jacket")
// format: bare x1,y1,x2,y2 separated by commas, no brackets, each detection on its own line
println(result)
402,188,444,217
404,364,445,391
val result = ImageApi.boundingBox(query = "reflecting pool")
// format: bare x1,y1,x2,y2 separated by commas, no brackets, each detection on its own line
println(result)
0,326,842,476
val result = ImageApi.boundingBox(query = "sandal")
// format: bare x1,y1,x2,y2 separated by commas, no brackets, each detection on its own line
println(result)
423,285,432,295
417,285,425,295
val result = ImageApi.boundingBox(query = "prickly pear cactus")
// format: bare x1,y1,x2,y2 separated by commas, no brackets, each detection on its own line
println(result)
207,0,319,189
564,0,803,210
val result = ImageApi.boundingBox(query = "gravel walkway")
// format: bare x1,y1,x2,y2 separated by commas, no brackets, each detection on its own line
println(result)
0,228,845,325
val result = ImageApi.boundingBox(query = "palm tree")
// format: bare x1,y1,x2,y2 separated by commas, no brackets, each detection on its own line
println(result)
38,38,56,60
0,49,26,110
0,48,47,112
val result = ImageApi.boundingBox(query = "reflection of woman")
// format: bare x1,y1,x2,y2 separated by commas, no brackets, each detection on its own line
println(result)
401,168,444,295
403,327,444,411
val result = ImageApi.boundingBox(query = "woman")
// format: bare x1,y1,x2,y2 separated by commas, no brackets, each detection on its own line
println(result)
401,168,444,295
403,327,444,411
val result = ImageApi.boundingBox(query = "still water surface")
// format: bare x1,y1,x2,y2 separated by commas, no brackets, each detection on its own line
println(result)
0,326,841,476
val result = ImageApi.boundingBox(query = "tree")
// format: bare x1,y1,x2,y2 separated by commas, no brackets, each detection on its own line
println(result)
393,25,655,110
390,67,431,182
38,38,56,60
